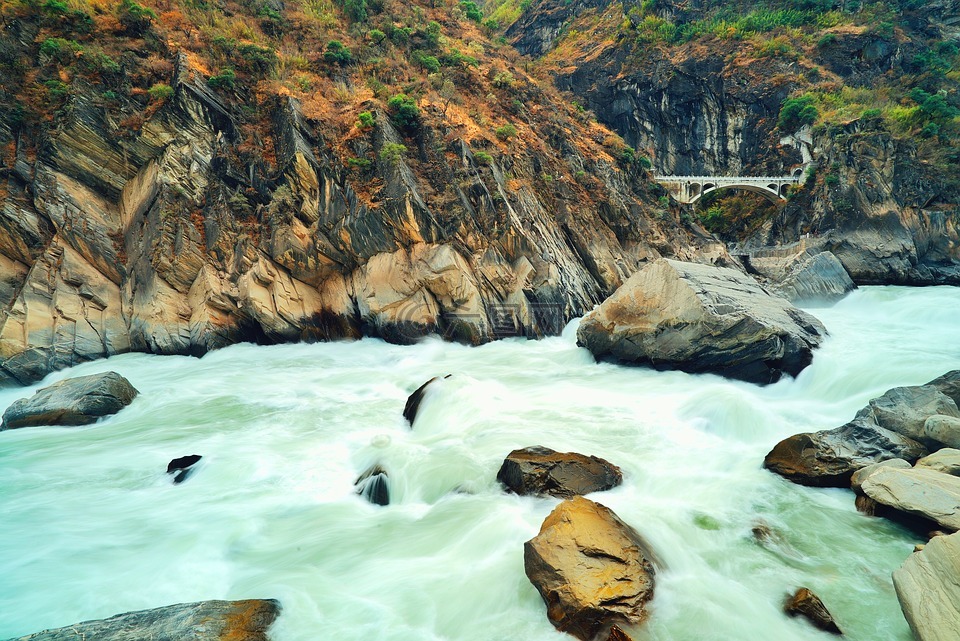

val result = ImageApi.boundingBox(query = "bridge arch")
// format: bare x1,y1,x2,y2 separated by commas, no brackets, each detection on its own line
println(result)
688,182,784,205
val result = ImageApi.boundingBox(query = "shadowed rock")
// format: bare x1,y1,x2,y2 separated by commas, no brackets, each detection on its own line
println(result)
403,375,450,426
5,599,280,641
524,496,656,641
894,531,960,641
784,588,842,635
498,446,622,498
355,464,390,506
771,251,856,304
860,466,960,532
167,454,203,484
1,372,138,430
576,259,826,385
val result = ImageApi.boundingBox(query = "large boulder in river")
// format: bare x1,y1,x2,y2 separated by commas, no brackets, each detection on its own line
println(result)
860,466,960,532
524,496,656,640
1,371,138,430
916,449,960,476
576,259,826,385
7,599,280,641
763,419,927,487
893,531,960,641
771,251,857,304
498,446,622,498
765,370,960,486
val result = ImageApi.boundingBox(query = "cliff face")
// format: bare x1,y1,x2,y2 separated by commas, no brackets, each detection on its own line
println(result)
508,0,960,283
0,4,719,386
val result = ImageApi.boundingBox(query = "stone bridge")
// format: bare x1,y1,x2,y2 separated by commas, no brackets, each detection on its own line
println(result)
654,172,804,204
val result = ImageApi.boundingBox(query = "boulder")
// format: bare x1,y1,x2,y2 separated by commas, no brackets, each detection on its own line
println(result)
922,416,960,449
167,454,202,484
763,420,927,487
916,449,960,476
893,531,960,641
771,251,856,304
6,599,280,641
576,259,826,385
1,371,138,430
403,375,451,426
355,464,390,506
497,446,623,498
783,587,843,635
855,384,960,447
524,497,656,641
850,458,911,492
860,467,960,531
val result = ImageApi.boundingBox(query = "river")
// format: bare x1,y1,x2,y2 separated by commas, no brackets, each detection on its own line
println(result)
1,286,959,641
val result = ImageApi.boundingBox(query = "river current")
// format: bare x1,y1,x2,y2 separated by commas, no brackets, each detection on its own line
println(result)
2,286,959,641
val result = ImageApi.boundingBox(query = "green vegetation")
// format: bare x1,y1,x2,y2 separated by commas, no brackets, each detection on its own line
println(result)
387,94,419,131
356,111,375,128
323,40,353,65
207,69,236,90
778,94,818,132
473,150,493,165
461,0,483,23
494,123,517,140
379,142,407,164
147,83,174,101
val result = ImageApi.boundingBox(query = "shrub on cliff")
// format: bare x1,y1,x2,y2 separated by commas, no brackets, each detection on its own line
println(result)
779,95,818,132
387,93,419,131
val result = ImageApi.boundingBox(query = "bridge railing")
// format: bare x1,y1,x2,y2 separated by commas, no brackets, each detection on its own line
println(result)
653,175,801,182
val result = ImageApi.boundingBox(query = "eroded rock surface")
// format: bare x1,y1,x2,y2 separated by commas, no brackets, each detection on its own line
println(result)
1,371,138,430
860,467,960,532
576,259,825,385
524,496,656,640
6,599,280,641
783,588,842,635
498,446,622,498
893,532,960,641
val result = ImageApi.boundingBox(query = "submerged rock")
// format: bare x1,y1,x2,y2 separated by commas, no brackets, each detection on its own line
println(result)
167,454,203,484
860,466,960,532
403,375,451,426
771,251,856,304
355,464,390,506
1,372,138,430
497,446,622,498
524,496,656,641
6,599,280,641
783,587,842,635
893,531,960,641
765,370,960,486
576,259,826,385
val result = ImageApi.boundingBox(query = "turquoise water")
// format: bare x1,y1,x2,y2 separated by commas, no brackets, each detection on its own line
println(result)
1,286,958,640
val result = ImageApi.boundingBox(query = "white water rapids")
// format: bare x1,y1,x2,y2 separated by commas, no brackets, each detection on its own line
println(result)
1,286,959,641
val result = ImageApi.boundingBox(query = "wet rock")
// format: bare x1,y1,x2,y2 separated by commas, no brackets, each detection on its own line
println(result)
855,384,960,447
524,496,656,641
497,446,622,498
6,599,280,641
771,251,856,304
403,375,450,426
855,495,878,516
167,454,203,484
916,449,960,476
355,464,390,506
860,466,960,532
1,372,138,430
783,588,843,635
576,259,826,385
605,625,634,641
763,420,927,487
893,531,960,641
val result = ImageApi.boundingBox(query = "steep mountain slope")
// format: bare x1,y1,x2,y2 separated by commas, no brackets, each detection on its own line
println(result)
0,0,721,385
500,0,960,284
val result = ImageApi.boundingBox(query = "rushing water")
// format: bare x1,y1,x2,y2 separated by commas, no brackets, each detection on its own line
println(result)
1,286,959,641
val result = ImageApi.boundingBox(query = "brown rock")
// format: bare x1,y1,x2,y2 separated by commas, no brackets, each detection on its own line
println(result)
855,495,878,516
497,446,623,498
605,625,634,641
784,588,843,635
524,497,656,641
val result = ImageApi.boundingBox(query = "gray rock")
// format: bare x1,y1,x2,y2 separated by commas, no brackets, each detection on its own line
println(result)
771,251,856,304
403,375,451,427
855,384,960,447
497,446,622,498
576,259,826,385
850,458,911,492
5,599,281,641
893,531,960,641
923,416,960,449
355,464,390,506
916,449,960,476
764,419,927,487
1,372,138,430
861,467,960,531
